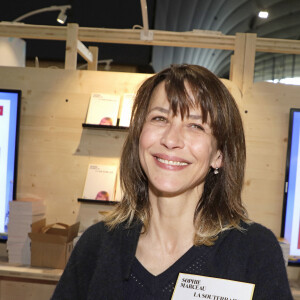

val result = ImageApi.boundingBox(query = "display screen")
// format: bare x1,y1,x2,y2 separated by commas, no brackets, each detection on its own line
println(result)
281,108,300,262
0,89,21,241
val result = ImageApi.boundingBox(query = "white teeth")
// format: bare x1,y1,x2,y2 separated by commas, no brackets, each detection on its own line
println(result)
157,157,188,166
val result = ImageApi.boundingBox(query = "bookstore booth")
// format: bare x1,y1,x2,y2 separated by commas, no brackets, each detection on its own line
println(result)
0,22,300,299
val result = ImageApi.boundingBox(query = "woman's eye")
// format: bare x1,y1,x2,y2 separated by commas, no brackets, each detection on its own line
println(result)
151,116,167,122
189,123,204,130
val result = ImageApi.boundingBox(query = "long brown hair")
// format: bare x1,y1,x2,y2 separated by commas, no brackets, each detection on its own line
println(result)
105,64,248,245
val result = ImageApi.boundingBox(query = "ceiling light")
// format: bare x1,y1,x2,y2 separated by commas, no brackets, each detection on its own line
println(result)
57,10,67,24
13,5,71,24
258,11,269,19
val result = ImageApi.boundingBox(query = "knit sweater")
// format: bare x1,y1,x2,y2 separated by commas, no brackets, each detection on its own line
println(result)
51,220,292,300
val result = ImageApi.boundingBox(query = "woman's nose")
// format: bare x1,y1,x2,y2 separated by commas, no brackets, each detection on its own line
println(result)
160,122,184,149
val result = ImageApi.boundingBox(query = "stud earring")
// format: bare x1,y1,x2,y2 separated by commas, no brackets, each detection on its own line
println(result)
214,167,219,175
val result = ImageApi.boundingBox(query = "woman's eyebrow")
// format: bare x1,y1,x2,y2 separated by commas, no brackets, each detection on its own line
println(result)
188,114,202,120
148,107,203,121
148,106,169,114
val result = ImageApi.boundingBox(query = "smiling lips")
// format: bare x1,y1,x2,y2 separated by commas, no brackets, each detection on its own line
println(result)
153,154,190,170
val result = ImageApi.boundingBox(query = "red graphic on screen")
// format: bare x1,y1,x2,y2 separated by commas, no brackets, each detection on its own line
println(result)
0,106,3,116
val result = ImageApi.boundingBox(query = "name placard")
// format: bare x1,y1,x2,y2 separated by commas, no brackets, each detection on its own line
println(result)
172,273,255,300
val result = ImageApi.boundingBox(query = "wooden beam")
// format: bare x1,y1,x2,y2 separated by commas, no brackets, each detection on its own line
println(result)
78,28,236,49
256,37,300,54
77,40,93,63
0,23,235,50
231,33,246,91
229,54,234,81
231,33,257,94
242,33,257,93
0,22,66,40
65,23,78,70
87,46,98,71
140,0,149,35
1,23,300,55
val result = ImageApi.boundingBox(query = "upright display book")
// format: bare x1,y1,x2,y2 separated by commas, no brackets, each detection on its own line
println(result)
119,93,135,127
82,164,118,202
85,93,120,126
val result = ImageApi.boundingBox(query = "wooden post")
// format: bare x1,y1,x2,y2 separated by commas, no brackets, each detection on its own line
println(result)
65,23,78,70
231,33,257,94
87,46,99,71
229,54,234,81
231,33,246,92
243,33,257,92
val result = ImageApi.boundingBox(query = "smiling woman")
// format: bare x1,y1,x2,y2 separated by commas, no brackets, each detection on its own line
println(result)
111,64,246,244
51,65,292,300
138,80,221,207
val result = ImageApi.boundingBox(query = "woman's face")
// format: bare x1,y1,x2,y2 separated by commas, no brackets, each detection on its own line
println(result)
138,81,222,198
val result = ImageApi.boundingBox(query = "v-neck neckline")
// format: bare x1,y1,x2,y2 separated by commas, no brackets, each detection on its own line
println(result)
132,246,202,295
135,245,197,278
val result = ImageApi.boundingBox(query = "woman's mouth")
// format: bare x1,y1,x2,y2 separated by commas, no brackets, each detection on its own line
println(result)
153,154,190,170
156,157,188,166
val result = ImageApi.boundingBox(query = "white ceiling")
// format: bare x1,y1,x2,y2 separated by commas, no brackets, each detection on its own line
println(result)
152,0,300,81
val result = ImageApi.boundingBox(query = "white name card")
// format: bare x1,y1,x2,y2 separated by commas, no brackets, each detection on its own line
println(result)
172,273,255,300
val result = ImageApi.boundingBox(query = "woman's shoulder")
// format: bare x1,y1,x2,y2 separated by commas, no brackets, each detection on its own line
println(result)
71,220,142,266
78,221,121,241
77,221,108,241
223,220,281,253
239,221,278,242
78,220,141,246
211,221,284,272
71,221,109,254
81,220,110,236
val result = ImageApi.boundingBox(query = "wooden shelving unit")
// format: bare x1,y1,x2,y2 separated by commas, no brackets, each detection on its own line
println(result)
82,123,128,131
77,198,119,205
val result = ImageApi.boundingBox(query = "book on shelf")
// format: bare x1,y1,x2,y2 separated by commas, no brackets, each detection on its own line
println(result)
82,164,118,202
119,93,135,127
85,93,121,126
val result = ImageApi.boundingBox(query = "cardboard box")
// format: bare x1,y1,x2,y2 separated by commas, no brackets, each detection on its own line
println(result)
29,219,80,269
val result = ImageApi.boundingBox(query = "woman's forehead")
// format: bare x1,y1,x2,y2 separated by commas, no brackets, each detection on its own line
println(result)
148,81,202,115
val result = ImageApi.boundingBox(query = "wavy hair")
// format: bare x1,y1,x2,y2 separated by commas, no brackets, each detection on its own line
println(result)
105,64,248,245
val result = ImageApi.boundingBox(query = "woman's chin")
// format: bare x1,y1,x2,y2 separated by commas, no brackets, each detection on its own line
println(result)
149,183,188,198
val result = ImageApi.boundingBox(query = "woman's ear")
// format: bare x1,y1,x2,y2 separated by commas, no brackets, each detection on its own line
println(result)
211,150,223,169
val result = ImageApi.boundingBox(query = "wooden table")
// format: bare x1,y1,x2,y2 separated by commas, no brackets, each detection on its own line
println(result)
1,260,300,299
0,262,62,300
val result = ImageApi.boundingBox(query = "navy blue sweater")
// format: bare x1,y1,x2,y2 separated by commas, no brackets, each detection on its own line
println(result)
51,221,292,300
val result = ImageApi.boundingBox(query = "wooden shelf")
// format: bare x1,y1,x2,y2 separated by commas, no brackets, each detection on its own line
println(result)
82,123,128,131
80,123,124,207
77,198,119,205
0,263,62,282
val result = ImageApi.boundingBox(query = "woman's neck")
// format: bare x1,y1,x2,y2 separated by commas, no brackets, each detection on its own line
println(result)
135,189,201,275
145,187,201,253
